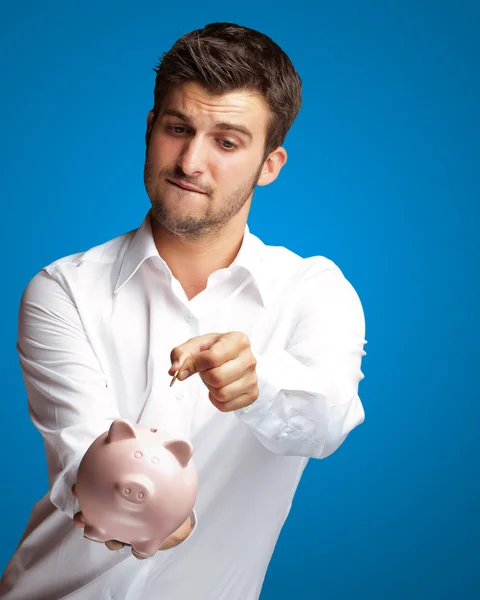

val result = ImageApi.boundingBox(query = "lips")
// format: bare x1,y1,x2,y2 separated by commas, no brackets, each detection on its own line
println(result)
167,179,205,194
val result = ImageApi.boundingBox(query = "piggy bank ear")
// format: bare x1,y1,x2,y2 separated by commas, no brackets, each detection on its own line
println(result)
163,440,194,467
106,419,137,443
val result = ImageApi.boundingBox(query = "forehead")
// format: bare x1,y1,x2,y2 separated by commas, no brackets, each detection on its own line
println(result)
160,82,271,135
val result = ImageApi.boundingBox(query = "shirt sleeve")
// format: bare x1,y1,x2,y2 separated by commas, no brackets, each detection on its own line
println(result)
234,262,367,459
17,268,119,519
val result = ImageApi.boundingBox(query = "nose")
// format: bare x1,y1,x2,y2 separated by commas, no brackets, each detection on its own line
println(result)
114,475,154,504
176,135,207,177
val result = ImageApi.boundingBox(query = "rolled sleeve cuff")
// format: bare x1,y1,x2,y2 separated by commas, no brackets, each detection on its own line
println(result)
234,350,325,457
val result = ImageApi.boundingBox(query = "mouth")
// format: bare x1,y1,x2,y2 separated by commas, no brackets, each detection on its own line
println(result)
167,179,206,194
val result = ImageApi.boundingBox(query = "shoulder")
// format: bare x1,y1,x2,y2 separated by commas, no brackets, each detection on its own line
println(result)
45,228,134,275
22,227,136,301
256,232,342,283
257,233,363,320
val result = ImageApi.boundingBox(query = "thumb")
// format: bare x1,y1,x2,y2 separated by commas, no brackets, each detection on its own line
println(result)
73,511,85,529
169,333,222,376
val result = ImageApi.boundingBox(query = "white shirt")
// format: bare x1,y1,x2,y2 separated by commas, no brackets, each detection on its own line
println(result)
0,210,367,600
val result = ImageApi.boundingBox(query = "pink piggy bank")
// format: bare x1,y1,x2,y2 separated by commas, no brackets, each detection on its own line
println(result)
75,418,198,557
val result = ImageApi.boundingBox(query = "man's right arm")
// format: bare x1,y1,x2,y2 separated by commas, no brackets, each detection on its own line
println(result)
18,268,198,556
17,268,119,520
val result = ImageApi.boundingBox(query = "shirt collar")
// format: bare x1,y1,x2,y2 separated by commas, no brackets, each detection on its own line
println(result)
114,211,271,307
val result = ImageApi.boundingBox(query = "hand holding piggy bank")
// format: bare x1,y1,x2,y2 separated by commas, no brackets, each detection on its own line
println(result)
74,419,198,558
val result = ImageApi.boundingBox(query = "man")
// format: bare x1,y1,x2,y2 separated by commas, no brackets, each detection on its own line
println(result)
0,22,367,600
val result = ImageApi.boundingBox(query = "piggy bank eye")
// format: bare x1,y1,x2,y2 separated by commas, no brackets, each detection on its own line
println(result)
150,428,157,433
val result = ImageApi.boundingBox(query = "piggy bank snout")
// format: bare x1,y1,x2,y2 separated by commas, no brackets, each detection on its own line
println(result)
114,474,155,504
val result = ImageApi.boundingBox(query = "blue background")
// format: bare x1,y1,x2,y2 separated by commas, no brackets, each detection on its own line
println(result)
1,1,478,598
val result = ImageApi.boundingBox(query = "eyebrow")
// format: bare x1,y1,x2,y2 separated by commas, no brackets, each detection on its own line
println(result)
162,109,253,140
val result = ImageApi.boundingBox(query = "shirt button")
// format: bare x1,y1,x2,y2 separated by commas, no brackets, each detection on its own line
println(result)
175,391,184,399
185,313,194,322
242,405,251,413
279,432,288,439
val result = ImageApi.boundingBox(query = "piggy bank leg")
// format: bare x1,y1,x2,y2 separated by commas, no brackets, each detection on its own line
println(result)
83,524,108,543
131,539,162,558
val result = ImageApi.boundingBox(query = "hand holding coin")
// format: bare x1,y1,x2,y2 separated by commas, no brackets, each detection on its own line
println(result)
168,332,258,412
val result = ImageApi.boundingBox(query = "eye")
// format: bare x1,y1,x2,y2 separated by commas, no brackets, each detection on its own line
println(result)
167,125,188,135
217,139,238,151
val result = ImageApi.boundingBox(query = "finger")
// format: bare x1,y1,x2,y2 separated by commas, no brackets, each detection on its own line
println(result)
168,333,222,375
182,335,246,379
71,483,77,497
203,371,257,403
105,540,125,551
209,391,257,413
199,348,256,388
158,536,180,551
73,511,85,529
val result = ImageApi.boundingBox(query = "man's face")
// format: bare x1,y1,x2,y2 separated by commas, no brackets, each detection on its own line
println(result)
144,82,273,240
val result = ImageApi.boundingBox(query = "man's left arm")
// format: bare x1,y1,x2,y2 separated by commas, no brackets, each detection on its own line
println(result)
169,263,367,460
233,264,367,459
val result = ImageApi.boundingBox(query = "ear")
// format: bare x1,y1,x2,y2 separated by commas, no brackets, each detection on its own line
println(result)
256,146,288,187
106,419,137,443
163,440,194,467
145,110,156,146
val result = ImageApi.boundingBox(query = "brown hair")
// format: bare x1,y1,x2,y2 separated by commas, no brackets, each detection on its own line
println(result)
152,22,302,160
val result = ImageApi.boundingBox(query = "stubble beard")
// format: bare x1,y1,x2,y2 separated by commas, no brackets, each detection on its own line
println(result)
144,157,264,241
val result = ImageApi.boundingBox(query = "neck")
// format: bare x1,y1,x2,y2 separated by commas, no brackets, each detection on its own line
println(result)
149,211,247,296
